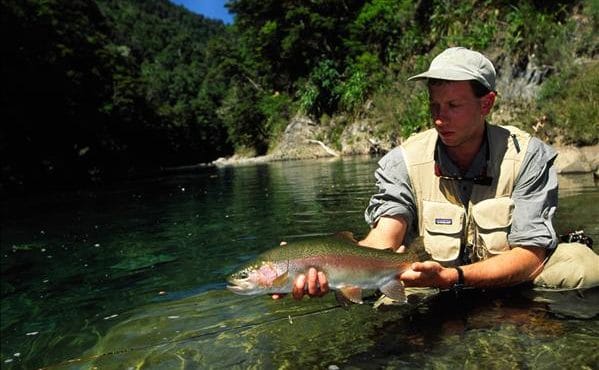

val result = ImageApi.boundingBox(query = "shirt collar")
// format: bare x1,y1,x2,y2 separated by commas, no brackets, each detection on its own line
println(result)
435,125,489,178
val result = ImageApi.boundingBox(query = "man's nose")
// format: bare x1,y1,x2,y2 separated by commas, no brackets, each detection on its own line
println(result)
432,106,447,126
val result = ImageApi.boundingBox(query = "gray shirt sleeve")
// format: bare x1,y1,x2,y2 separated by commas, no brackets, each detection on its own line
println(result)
508,137,559,249
364,148,417,230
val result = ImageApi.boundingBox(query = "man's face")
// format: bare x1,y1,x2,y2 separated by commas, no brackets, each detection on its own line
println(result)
428,81,495,150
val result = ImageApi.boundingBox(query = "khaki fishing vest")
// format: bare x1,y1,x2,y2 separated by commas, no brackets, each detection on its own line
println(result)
401,125,531,264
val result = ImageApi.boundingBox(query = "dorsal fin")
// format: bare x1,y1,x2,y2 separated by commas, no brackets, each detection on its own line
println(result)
334,231,358,244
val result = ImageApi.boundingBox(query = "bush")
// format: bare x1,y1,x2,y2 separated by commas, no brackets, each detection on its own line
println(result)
258,92,292,151
370,73,431,144
297,59,341,117
536,61,599,145
217,82,268,154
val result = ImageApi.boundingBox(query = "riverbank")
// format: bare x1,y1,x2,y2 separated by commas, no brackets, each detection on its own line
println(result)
210,113,599,177
211,141,599,177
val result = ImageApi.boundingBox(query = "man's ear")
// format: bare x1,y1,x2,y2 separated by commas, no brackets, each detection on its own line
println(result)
480,91,496,115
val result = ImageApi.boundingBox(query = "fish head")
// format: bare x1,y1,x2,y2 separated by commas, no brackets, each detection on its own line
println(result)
226,260,288,295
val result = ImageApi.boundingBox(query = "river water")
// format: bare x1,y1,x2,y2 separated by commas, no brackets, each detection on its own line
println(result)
1,156,598,369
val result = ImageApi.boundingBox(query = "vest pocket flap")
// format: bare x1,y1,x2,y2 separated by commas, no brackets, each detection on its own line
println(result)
422,201,463,262
471,197,514,230
423,201,464,235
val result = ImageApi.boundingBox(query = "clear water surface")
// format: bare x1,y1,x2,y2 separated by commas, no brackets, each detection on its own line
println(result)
1,157,598,369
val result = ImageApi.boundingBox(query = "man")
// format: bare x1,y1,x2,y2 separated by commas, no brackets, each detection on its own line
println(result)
276,47,598,301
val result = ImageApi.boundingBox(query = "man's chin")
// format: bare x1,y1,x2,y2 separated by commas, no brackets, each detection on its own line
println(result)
439,136,458,147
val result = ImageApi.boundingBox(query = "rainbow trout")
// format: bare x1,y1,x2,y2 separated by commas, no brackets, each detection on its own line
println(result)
226,232,429,304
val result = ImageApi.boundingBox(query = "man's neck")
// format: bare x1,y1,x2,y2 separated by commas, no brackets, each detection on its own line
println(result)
446,142,483,173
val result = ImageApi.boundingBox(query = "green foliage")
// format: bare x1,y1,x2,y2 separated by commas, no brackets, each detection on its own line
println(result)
217,82,268,155
371,83,430,142
536,62,599,145
258,92,292,149
2,0,596,193
349,0,416,62
399,89,431,138
337,52,384,112
297,59,341,117
338,70,368,112
98,0,228,161
428,0,497,50
297,82,319,116
1,0,229,192
502,2,571,65
228,0,363,92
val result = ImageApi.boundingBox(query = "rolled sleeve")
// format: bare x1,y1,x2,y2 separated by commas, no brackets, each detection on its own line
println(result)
509,138,559,250
364,148,416,228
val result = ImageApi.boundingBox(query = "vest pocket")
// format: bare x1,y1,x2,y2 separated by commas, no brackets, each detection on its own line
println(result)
422,201,464,261
471,197,513,256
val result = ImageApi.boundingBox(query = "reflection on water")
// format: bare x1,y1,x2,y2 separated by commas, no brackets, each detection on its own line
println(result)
1,158,598,369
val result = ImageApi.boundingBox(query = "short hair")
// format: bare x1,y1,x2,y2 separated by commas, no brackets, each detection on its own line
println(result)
427,78,493,98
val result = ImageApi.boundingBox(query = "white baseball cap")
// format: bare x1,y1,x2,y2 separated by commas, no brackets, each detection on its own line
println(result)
408,47,496,91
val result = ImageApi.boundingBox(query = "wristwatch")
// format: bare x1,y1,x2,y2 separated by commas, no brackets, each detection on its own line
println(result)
453,266,465,292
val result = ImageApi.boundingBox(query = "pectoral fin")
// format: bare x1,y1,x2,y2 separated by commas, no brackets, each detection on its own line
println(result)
379,279,407,304
272,271,289,288
336,286,363,305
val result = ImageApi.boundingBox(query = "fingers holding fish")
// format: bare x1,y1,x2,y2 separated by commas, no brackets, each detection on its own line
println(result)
399,261,456,289
410,261,443,273
292,273,307,300
307,268,329,296
317,271,329,295
291,268,329,300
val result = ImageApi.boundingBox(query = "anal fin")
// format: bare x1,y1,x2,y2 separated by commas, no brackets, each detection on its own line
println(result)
379,279,407,304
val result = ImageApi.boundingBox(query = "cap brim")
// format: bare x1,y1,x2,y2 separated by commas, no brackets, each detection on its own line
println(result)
407,69,477,82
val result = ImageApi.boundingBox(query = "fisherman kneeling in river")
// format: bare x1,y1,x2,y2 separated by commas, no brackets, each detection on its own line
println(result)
276,47,599,301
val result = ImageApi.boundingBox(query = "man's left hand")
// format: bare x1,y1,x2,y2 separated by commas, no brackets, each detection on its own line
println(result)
399,261,458,289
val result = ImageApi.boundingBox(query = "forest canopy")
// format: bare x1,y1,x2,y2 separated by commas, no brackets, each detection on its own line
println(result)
1,0,596,193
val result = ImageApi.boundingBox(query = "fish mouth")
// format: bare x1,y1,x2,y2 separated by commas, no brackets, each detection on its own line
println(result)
226,279,255,295
226,284,243,292
226,284,256,296
226,278,241,291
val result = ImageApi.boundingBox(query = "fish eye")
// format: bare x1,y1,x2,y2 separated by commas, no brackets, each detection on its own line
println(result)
238,271,249,279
